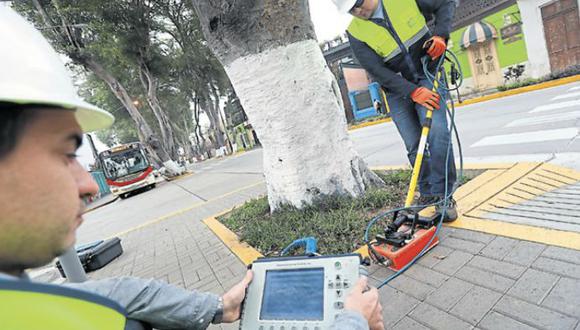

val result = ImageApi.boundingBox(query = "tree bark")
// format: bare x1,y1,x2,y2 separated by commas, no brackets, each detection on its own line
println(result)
192,0,384,211
138,61,179,160
83,57,171,163
211,84,234,154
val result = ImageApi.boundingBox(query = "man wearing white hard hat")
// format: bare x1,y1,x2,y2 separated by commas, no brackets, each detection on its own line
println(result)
333,0,459,221
0,6,383,330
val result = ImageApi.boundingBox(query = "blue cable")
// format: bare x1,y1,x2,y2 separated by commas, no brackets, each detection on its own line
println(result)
364,49,465,289
280,237,318,256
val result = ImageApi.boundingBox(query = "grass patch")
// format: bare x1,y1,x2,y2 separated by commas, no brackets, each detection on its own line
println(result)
218,169,481,256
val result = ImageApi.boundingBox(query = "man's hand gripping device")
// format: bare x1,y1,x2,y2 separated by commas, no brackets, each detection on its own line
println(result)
239,238,367,330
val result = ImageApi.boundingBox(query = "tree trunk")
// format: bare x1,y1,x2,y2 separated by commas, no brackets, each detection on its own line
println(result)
192,99,211,159
138,62,179,160
83,57,171,163
192,0,384,211
204,98,225,149
211,84,234,154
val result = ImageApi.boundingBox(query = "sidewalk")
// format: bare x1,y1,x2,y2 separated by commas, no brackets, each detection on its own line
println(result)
363,162,580,328
206,162,580,329
40,161,580,329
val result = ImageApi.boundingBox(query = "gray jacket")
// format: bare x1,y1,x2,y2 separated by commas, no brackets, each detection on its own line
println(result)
2,273,369,329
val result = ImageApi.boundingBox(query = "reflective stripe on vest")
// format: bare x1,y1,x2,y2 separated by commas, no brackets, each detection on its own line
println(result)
347,0,428,62
0,279,127,330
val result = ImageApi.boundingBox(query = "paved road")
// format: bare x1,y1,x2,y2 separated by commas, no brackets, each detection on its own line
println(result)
188,81,580,178
352,81,580,169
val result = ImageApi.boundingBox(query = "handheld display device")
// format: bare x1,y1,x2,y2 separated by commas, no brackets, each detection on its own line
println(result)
240,254,364,330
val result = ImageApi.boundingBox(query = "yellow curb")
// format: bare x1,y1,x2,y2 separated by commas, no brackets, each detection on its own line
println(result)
189,161,580,265
458,162,540,215
465,163,580,218
348,117,392,131
203,215,263,266
455,74,580,108
204,163,524,263
448,215,580,250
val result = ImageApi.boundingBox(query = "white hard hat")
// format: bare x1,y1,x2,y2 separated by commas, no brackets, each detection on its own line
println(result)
332,0,358,13
0,7,114,132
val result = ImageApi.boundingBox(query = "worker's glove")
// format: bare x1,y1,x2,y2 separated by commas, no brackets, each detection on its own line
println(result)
424,36,446,60
410,87,441,111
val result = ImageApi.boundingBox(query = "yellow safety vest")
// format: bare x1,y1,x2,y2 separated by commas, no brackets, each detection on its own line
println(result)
347,0,428,62
0,279,127,330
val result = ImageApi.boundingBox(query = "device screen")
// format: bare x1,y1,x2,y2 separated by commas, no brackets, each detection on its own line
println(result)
260,268,325,321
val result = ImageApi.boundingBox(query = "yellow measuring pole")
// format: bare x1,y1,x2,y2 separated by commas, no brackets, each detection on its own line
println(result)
404,71,442,207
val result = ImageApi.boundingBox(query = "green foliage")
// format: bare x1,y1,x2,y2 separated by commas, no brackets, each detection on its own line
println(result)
219,170,411,255
219,169,480,255
12,0,239,156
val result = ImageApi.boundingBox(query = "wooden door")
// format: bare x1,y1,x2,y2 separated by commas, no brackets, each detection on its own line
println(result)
468,40,503,90
542,0,580,72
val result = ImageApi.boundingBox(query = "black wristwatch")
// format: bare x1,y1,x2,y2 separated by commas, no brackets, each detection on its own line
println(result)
211,297,224,324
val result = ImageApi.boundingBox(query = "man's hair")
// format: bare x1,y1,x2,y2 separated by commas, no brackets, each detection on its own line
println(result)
0,103,39,160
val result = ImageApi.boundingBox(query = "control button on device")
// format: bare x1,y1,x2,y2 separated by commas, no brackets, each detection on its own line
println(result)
335,281,342,289
334,261,341,269
334,301,344,309
336,290,342,297
343,280,350,288
328,280,334,289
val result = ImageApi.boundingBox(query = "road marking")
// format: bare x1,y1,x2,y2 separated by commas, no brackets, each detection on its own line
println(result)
470,128,578,147
505,111,580,127
108,180,265,238
531,100,580,113
552,91,580,100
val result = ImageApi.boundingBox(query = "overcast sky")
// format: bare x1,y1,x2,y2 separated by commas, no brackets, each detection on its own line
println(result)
308,0,352,42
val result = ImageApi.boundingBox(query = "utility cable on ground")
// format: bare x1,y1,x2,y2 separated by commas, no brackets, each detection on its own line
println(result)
364,49,465,289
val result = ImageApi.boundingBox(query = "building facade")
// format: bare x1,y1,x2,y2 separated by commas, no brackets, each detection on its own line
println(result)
322,0,580,112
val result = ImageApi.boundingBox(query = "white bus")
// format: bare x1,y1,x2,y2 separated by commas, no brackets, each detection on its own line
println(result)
99,142,156,198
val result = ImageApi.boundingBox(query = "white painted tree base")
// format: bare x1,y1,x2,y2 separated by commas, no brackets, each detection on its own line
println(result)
225,39,382,210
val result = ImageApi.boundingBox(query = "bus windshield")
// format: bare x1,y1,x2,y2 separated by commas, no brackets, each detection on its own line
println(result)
100,147,149,180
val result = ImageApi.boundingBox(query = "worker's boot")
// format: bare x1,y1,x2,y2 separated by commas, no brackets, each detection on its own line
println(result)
435,197,458,222
415,194,439,207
